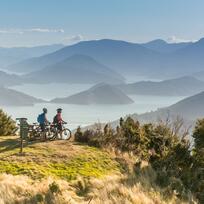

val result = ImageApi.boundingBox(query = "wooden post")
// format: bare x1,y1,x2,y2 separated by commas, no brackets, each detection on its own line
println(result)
20,135,23,154
16,118,28,154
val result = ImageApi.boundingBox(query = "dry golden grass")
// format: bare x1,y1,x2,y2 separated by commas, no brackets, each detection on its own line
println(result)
0,137,197,204
0,172,192,204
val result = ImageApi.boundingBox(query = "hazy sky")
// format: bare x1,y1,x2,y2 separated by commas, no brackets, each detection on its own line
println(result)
0,0,204,47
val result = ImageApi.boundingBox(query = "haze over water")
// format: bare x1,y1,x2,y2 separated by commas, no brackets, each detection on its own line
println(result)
3,83,185,130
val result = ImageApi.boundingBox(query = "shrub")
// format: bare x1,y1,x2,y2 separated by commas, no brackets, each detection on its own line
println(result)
72,178,91,197
49,181,60,194
192,119,204,203
74,117,203,203
193,119,204,150
35,193,44,202
75,127,85,142
0,109,17,136
75,126,103,147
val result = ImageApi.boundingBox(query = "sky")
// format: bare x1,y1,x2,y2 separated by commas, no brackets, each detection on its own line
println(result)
0,0,204,47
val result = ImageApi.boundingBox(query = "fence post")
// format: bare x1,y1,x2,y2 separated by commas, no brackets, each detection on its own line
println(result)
16,118,28,154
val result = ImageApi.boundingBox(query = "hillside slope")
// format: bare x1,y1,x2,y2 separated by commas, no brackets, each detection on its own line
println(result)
122,91,204,125
142,39,191,53
25,54,125,84
118,76,204,96
0,71,22,86
0,87,44,106
0,44,64,68
0,137,119,180
168,91,204,119
51,83,134,104
0,136,189,204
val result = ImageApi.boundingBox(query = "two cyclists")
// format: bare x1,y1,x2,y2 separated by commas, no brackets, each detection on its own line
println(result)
37,108,66,140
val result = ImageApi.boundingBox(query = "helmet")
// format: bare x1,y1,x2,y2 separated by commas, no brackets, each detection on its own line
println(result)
43,108,48,113
57,108,62,113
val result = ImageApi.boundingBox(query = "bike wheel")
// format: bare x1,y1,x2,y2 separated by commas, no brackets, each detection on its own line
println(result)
48,130,58,141
62,128,72,140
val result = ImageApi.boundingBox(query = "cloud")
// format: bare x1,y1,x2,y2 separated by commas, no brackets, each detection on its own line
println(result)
0,29,24,34
26,28,64,33
0,28,64,34
63,35,84,43
167,35,196,43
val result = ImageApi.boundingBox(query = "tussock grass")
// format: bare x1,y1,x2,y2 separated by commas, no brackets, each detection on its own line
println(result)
0,137,196,203
0,172,191,204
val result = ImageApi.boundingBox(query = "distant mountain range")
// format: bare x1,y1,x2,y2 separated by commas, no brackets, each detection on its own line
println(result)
50,76,204,105
142,39,192,53
51,83,134,105
117,76,204,96
0,44,64,69
129,91,204,124
24,55,125,84
6,39,159,75
0,71,22,86
6,38,204,79
167,91,204,120
0,87,44,106
107,90,204,130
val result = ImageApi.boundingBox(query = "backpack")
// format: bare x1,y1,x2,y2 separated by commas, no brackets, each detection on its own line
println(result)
53,115,58,124
37,113,45,124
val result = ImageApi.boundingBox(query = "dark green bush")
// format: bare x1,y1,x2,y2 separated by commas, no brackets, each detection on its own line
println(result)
49,182,60,194
75,126,103,147
0,109,17,136
191,120,204,203
35,193,44,202
193,119,204,150
74,116,204,203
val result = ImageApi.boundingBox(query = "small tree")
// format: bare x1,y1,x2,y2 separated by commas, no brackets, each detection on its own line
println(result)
193,119,204,150
192,119,204,203
0,109,17,136
192,119,204,168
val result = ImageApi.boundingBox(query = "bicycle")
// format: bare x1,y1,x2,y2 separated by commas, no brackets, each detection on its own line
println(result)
48,122,72,141
27,122,72,141
27,123,43,141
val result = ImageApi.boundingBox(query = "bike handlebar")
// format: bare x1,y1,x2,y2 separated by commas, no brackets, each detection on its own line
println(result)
32,122,67,126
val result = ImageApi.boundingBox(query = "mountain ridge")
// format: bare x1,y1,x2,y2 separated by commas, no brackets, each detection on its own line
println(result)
118,76,204,96
0,86,44,106
24,54,125,84
0,44,64,68
51,83,134,105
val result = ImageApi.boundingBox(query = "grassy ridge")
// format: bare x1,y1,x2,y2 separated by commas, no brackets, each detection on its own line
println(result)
0,136,120,180
0,136,192,203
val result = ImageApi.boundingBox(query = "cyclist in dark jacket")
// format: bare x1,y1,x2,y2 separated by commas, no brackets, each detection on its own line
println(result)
53,108,65,139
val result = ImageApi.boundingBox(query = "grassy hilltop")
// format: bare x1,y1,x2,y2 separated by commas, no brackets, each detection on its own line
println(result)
0,136,188,204
0,109,203,204
0,137,119,180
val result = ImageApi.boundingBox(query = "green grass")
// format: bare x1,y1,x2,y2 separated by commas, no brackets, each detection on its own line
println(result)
0,136,120,180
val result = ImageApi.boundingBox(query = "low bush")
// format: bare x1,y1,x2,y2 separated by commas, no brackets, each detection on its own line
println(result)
0,109,17,136
75,116,204,203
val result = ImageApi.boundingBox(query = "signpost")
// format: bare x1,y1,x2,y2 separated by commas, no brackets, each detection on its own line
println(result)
16,118,29,154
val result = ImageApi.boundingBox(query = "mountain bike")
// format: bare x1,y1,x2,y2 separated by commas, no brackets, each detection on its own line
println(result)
27,122,72,141
28,123,45,141
48,122,72,141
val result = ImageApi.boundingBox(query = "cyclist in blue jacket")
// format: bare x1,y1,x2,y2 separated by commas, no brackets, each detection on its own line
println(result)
37,108,49,139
